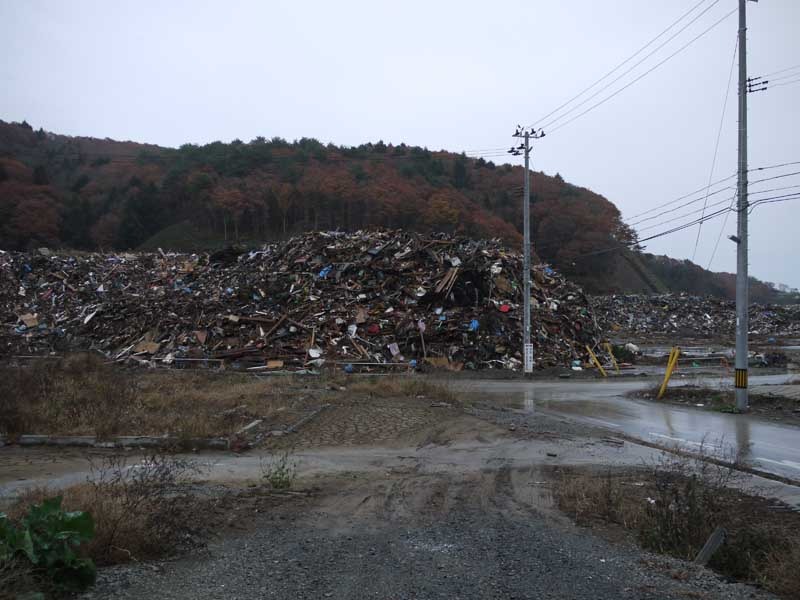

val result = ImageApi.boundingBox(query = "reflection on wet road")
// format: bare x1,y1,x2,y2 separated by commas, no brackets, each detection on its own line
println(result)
452,375,800,482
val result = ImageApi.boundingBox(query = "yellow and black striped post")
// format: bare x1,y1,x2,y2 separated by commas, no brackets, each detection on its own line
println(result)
735,368,748,389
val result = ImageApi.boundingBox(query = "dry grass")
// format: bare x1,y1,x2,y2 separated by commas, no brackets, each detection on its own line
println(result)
553,454,800,599
8,453,203,567
0,355,303,438
345,376,458,404
0,356,459,440
636,384,800,421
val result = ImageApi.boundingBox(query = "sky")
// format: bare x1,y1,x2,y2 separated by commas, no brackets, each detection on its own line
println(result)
1,0,799,287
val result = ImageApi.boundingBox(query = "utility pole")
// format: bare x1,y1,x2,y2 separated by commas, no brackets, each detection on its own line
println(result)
510,126,545,375
734,0,750,411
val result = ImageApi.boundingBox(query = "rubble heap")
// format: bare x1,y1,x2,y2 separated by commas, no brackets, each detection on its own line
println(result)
1,231,600,370
593,293,800,337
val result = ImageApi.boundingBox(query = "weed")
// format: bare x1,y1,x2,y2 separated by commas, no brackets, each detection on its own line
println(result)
0,354,136,439
0,355,294,439
260,450,297,489
12,453,203,567
346,376,457,404
553,449,800,598
1,496,95,596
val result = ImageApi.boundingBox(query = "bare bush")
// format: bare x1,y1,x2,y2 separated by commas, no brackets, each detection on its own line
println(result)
0,354,137,438
553,448,800,598
0,354,291,438
12,453,203,566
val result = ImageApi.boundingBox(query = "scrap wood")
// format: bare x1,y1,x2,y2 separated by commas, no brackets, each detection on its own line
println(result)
1,230,603,371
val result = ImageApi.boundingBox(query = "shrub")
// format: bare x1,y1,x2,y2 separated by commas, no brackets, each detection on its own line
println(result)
0,497,96,595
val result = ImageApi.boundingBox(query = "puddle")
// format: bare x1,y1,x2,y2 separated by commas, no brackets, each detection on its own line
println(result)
460,389,634,423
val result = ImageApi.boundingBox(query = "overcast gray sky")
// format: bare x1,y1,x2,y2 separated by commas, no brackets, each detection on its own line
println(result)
2,0,798,287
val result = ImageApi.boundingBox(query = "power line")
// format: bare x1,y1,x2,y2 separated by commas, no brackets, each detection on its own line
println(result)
529,0,714,129
567,205,734,261
568,186,800,264
628,184,734,227
692,34,738,261
706,192,737,270
626,174,736,220
764,71,800,83
749,169,800,185
770,77,800,88
749,160,800,172
759,63,800,79
547,7,737,135
626,164,800,224
636,194,735,232
749,192,800,211
539,0,723,131
636,183,800,233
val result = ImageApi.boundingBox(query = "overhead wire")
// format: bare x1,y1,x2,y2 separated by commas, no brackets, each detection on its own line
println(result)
692,33,737,262
764,71,800,83
749,160,800,172
529,0,714,129
630,172,800,228
749,192,800,211
626,162,800,224
628,184,735,227
626,174,736,220
706,193,737,270
636,184,800,233
547,7,737,134
770,77,800,89
759,63,800,79
539,0,723,131
565,185,800,264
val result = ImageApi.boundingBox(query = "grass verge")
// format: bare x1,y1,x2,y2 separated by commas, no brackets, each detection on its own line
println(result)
633,384,800,423
0,356,460,441
345,376,458,404
553,452,800,598
2,453,206,599
0,354,304,439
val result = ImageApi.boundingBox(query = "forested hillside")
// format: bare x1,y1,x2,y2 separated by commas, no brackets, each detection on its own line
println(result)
0,119,788,301
0,120,632,289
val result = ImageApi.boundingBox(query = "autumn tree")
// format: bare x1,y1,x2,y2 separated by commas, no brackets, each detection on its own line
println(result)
213,183,250,241
33,165,49,185
273,182,295,237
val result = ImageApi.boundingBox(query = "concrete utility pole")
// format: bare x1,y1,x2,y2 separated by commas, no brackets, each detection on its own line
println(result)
734,0,750,411
523,130,532,374
510,126,544,374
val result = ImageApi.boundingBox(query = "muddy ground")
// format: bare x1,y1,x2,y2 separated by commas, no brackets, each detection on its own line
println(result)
85,467,773,600
2,373,797,599
630,384,800,425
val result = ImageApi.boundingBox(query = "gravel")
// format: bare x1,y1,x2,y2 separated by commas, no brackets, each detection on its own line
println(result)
85,474,773,600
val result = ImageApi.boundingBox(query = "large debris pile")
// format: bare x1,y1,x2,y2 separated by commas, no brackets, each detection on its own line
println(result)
1,231,599,370
593,293,800,337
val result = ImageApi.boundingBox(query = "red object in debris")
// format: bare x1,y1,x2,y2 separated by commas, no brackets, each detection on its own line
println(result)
367,323,381,335
499,304,511,313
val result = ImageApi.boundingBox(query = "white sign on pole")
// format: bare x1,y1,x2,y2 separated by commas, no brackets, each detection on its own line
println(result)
524,343,533,373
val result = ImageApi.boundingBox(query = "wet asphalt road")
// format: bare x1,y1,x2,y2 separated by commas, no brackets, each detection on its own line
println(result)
451,374,800,482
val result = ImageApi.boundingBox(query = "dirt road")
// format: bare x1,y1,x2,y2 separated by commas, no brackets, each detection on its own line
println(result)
2,376,797,598
87,464,772,600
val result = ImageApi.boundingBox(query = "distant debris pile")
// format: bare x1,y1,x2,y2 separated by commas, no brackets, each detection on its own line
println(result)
593,293,800,337
1,231,600,370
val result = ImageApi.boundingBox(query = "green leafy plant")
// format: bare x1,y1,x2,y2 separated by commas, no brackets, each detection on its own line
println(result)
0,496,96,593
